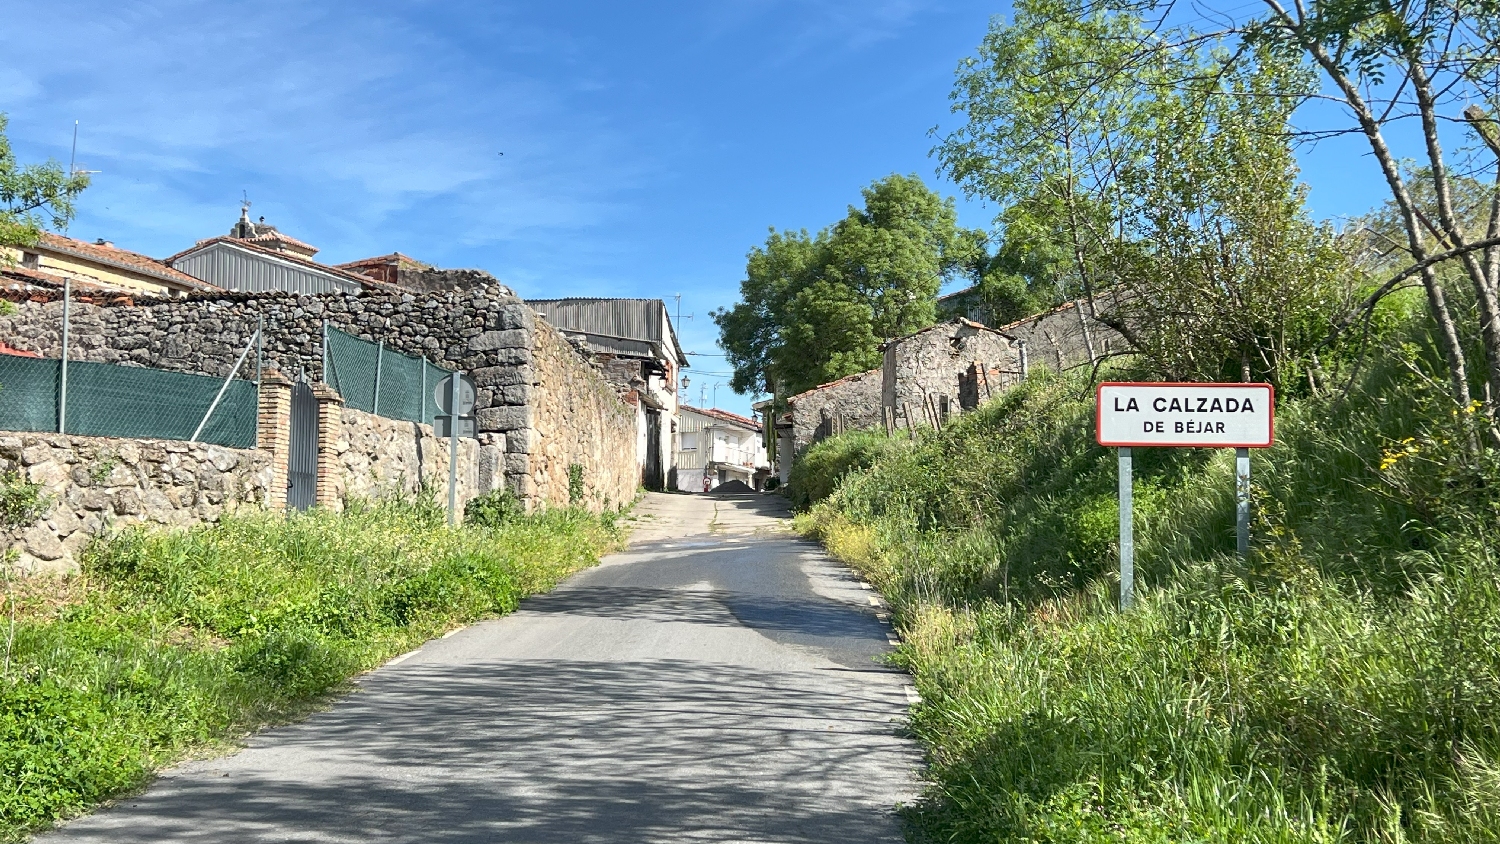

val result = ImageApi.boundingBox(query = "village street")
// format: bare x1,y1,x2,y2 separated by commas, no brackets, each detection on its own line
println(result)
40,491,921,843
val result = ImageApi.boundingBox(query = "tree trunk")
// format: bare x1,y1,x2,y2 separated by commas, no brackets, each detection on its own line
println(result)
1261,3,1475,413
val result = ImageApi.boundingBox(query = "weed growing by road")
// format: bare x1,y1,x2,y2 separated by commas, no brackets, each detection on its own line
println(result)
0,499,621,840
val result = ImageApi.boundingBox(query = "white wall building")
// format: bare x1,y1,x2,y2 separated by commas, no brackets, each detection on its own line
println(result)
675,405,770,492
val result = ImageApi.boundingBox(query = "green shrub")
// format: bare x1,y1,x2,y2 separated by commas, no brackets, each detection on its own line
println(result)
567,464,585,506
464,488,526,527
0,471,47,531
788,429,905,510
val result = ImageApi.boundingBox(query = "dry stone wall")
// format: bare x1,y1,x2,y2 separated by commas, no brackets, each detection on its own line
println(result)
0,283,632,510
321,407,491,513
525,320,638,510
0,433,271,574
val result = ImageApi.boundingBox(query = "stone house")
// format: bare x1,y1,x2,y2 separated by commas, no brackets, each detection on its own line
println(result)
882,317,1021,430
996,298,1125,375
528,298,685,491
675,405,769,492
938,286,1127,375
785,368,883,454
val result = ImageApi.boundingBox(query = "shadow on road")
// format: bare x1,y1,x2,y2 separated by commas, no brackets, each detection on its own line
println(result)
46,660,914,844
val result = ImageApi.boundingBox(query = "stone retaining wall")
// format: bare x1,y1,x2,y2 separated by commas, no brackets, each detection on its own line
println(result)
321,406,493,513
524,320,638,510
0,434,272,574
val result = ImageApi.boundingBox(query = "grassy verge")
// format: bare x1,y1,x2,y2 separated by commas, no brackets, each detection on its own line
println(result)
0,497,622,840
796,324,1500,841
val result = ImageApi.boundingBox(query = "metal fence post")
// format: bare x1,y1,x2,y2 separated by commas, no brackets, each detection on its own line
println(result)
372,340,384,416
420,360,427,424
58,279,71,434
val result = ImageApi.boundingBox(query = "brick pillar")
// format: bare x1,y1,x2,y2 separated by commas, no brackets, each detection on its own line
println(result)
311,384,345,510
257,369,293,511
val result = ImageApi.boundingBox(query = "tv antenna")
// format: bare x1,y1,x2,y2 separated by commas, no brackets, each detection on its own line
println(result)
69,121,100,177
674,294,693,329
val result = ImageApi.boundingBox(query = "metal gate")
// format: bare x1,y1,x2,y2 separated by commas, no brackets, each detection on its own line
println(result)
644,408,664,491
287,378,318,511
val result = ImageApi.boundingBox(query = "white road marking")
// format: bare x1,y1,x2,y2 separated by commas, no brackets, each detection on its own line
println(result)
385,650,421,666
867,596,880,606
904,686,921,704
442,627,462,639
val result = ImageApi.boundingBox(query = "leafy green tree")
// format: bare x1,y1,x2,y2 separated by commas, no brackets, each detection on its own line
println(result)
714,174,984,399
0,114,89,251
937,0,1360,391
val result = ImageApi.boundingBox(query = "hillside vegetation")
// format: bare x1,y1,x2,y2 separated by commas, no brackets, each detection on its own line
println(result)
0,497,620,840
796,308,1500,842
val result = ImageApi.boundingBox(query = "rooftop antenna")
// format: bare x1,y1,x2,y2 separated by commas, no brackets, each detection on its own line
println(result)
674,293,693,330
68,121,99,177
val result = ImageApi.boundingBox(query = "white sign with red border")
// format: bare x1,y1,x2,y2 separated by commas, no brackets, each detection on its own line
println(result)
1096,382,1275,448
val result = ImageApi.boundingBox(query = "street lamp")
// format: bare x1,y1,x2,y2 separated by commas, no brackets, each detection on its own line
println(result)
681,375,690,394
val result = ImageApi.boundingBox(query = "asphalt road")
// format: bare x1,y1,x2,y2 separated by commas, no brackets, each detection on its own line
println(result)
41,491,921,843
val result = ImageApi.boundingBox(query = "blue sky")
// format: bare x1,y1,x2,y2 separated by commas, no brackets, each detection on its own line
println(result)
5,0,1393,417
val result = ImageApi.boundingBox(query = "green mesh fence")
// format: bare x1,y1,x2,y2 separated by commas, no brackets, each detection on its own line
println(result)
0,354,258,448
324,326,452,424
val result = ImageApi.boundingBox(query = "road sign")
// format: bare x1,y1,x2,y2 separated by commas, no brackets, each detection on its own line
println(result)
1096,382,1274,448
434,415,476,439
434,374,476,416
1096,382,1275,611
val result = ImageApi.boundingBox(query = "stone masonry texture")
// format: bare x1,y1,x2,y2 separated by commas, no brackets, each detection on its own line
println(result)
787,368,883,453
0,433,272,574
321,407,490,514
0,282,634,510
882,320,1020,429
525,320,638,510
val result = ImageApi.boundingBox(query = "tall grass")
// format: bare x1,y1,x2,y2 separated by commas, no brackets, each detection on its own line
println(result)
797,316,1500,841
0,499,620,840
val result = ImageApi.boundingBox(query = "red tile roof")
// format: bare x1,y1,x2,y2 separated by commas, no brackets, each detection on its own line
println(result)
786,367,881,403
36,233,219,292
240,230,320,255
681,404,763,431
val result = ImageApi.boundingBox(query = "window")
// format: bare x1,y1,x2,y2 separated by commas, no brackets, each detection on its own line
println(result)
20,252,39,270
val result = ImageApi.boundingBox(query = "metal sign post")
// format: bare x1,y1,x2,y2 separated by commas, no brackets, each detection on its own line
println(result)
1097,382,1275,611
448,372,459,525
1118,446,1134,609
434,373,477,526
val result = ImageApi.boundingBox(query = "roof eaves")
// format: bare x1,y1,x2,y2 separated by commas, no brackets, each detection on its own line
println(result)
170,238,398,291
37,235,219,292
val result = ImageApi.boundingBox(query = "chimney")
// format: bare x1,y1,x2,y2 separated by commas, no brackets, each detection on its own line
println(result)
94,238,114,248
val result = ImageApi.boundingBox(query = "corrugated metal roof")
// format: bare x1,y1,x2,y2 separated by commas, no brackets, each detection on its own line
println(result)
171,241,362,294
529,298,687,364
